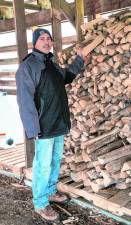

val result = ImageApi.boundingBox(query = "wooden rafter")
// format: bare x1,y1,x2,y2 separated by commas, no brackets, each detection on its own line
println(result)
60,0,75,27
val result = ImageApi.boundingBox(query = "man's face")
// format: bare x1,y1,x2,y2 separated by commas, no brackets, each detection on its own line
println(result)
35,32,53,54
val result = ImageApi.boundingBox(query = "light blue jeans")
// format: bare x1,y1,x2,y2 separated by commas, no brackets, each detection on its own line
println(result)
32,135,64,209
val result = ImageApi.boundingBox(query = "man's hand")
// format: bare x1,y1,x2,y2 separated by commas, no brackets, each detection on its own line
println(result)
75,46,91,65
75,46,84,58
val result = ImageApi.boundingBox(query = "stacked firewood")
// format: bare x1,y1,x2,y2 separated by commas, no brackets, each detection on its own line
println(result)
58,11,131,192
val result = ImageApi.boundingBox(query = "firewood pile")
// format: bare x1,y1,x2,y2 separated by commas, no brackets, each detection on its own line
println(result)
58,11,131,193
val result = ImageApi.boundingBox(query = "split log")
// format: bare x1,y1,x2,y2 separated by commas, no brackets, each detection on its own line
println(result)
91,139,124,161
105,156,131,173
87,128,119,154
82,35,104,57
121,161,131,172
98,145,131,165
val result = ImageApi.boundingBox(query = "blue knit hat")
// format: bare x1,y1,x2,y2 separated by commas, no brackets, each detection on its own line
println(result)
32,28,53,46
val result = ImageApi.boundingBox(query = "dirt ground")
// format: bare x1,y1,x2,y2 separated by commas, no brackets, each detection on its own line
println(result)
0,174,124,225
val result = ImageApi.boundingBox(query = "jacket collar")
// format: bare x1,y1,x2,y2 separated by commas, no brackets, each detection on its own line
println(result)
32,50,54,62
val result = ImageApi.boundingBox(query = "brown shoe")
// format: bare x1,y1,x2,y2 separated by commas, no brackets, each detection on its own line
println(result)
49,192,68,203
35,205,59,222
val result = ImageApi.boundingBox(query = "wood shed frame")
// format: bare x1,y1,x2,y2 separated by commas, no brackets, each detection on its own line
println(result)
0,0,130,168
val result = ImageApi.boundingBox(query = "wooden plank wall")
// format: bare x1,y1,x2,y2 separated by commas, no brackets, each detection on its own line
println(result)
85,0,131,15
0,72,16,95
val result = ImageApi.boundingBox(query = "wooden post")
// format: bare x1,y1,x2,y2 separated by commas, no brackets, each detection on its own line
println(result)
75,0,84,42
13,0,28,63
24,139,35,169
51,0,62,60
13,0,34,168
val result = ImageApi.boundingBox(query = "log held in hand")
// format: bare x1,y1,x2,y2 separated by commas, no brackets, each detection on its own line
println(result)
82,35,104,57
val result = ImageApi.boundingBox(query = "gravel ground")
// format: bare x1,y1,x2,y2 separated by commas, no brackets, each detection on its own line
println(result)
0,174,125,225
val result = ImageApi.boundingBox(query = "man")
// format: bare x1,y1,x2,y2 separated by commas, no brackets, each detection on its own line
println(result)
16,28,85,222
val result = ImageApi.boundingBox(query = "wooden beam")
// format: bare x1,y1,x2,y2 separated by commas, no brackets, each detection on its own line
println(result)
75,0,84,42
63,35,77,45
60,0,75,27
0,5,77,33
13,0,28,63
0,43,32,53
51,0,62,59
0,9,53,32
0,58,18,65
0,36,77,53
0,72,15,77
0,0,41,11
0,80,16,86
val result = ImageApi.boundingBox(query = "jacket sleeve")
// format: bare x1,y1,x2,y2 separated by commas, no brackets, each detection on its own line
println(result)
62,55,84,84
16,63,40,139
